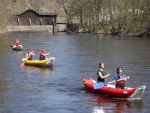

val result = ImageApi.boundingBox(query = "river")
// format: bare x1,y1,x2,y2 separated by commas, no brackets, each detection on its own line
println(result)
0,32,150,113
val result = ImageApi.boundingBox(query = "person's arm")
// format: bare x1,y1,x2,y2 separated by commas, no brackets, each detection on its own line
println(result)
31,51,35,55
26,53,31,59
14,41,17,46
108,80,115,84
46,53,49,55
124,74,129,80
98,71,110,79
26,53,29,59
108,76,117,84
41,53,46,57
117,75,129,82
125,76,129,81
43,53,49,56
44,52,49,56
18,41,21,45
15,42,19,46
45,53,49,59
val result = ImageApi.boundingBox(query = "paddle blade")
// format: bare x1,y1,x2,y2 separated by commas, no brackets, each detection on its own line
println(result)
94,82,105,89
20,62,25,67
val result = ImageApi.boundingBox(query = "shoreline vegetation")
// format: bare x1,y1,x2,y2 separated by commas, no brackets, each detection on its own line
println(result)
0,0,149,37
0,26,149,38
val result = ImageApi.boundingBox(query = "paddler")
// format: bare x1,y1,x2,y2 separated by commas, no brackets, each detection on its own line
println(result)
108,67,129,89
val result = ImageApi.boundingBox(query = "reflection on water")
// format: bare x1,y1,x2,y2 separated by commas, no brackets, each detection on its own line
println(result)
24,66,54,78
38,66,54,73
87,95,144,113
92,106,105,113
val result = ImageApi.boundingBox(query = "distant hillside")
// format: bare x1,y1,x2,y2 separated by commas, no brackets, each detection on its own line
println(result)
0,0,149,37
0,0,66,33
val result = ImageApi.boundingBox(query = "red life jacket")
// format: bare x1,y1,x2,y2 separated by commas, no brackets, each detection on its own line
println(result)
116,74,126,85
14,41,20,46
27,53,32,60
40,52,46,59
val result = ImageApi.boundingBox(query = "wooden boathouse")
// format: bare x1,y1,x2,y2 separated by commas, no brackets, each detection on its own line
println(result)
16,9,57,25
7,9,67,32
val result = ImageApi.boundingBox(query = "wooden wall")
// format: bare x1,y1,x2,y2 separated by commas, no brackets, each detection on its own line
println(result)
16,10,57,25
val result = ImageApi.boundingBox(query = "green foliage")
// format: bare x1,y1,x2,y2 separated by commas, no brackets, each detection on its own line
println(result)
68,0,150,35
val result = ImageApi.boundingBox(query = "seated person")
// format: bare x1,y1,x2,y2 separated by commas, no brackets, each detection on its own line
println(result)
39,49,49,60
26,49,35,60
108,67,129,89
97,63,110,84
14,39,21,46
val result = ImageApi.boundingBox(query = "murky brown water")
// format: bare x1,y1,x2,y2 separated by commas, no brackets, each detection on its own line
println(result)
0,32,150,113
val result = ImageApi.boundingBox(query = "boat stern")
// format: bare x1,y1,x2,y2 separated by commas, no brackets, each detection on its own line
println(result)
22,58,27,63
83,78,95,91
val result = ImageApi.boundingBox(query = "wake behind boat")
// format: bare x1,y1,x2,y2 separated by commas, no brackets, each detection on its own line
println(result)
22,57,55,67
83,78,146,99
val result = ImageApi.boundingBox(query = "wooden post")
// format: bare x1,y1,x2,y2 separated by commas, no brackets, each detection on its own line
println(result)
40,18,42,25
29,18,31,25
17,18,20,25
52,18,55,34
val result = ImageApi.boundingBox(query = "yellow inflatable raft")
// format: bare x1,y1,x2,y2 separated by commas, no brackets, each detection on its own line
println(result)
12,45,23,51
22,57,55,66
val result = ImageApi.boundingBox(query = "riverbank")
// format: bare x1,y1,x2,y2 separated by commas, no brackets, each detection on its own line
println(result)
6,25,54,33
0,26,149,38
136,30,150,37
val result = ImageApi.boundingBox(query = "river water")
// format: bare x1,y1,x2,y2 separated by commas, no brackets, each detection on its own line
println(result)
0,32,150,113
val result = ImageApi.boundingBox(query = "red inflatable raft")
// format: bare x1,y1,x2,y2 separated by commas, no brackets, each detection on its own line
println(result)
83,78,146,99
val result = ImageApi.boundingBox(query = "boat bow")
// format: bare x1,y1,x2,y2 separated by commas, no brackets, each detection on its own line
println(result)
129,85,146,99
44,57,55,66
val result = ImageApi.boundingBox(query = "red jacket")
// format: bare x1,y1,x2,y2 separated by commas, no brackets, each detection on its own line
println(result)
14,41,20,46
40,52,46,59
27,53,33,60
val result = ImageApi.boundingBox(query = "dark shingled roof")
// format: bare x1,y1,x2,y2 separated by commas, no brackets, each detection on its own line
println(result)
17,9,57,16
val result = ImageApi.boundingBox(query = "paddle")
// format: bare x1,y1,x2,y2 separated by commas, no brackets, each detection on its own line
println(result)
94,82,105,89
20,62,25,67
116,76,130,82
19,58,27,67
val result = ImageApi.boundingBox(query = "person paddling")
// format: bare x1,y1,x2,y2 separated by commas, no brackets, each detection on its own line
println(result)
97,63,110,83
14,39,21,46
108,67,129,89
39,49,49,60
26,49,35,60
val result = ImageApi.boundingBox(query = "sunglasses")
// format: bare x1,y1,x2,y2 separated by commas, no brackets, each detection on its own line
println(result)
117,68,122,70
